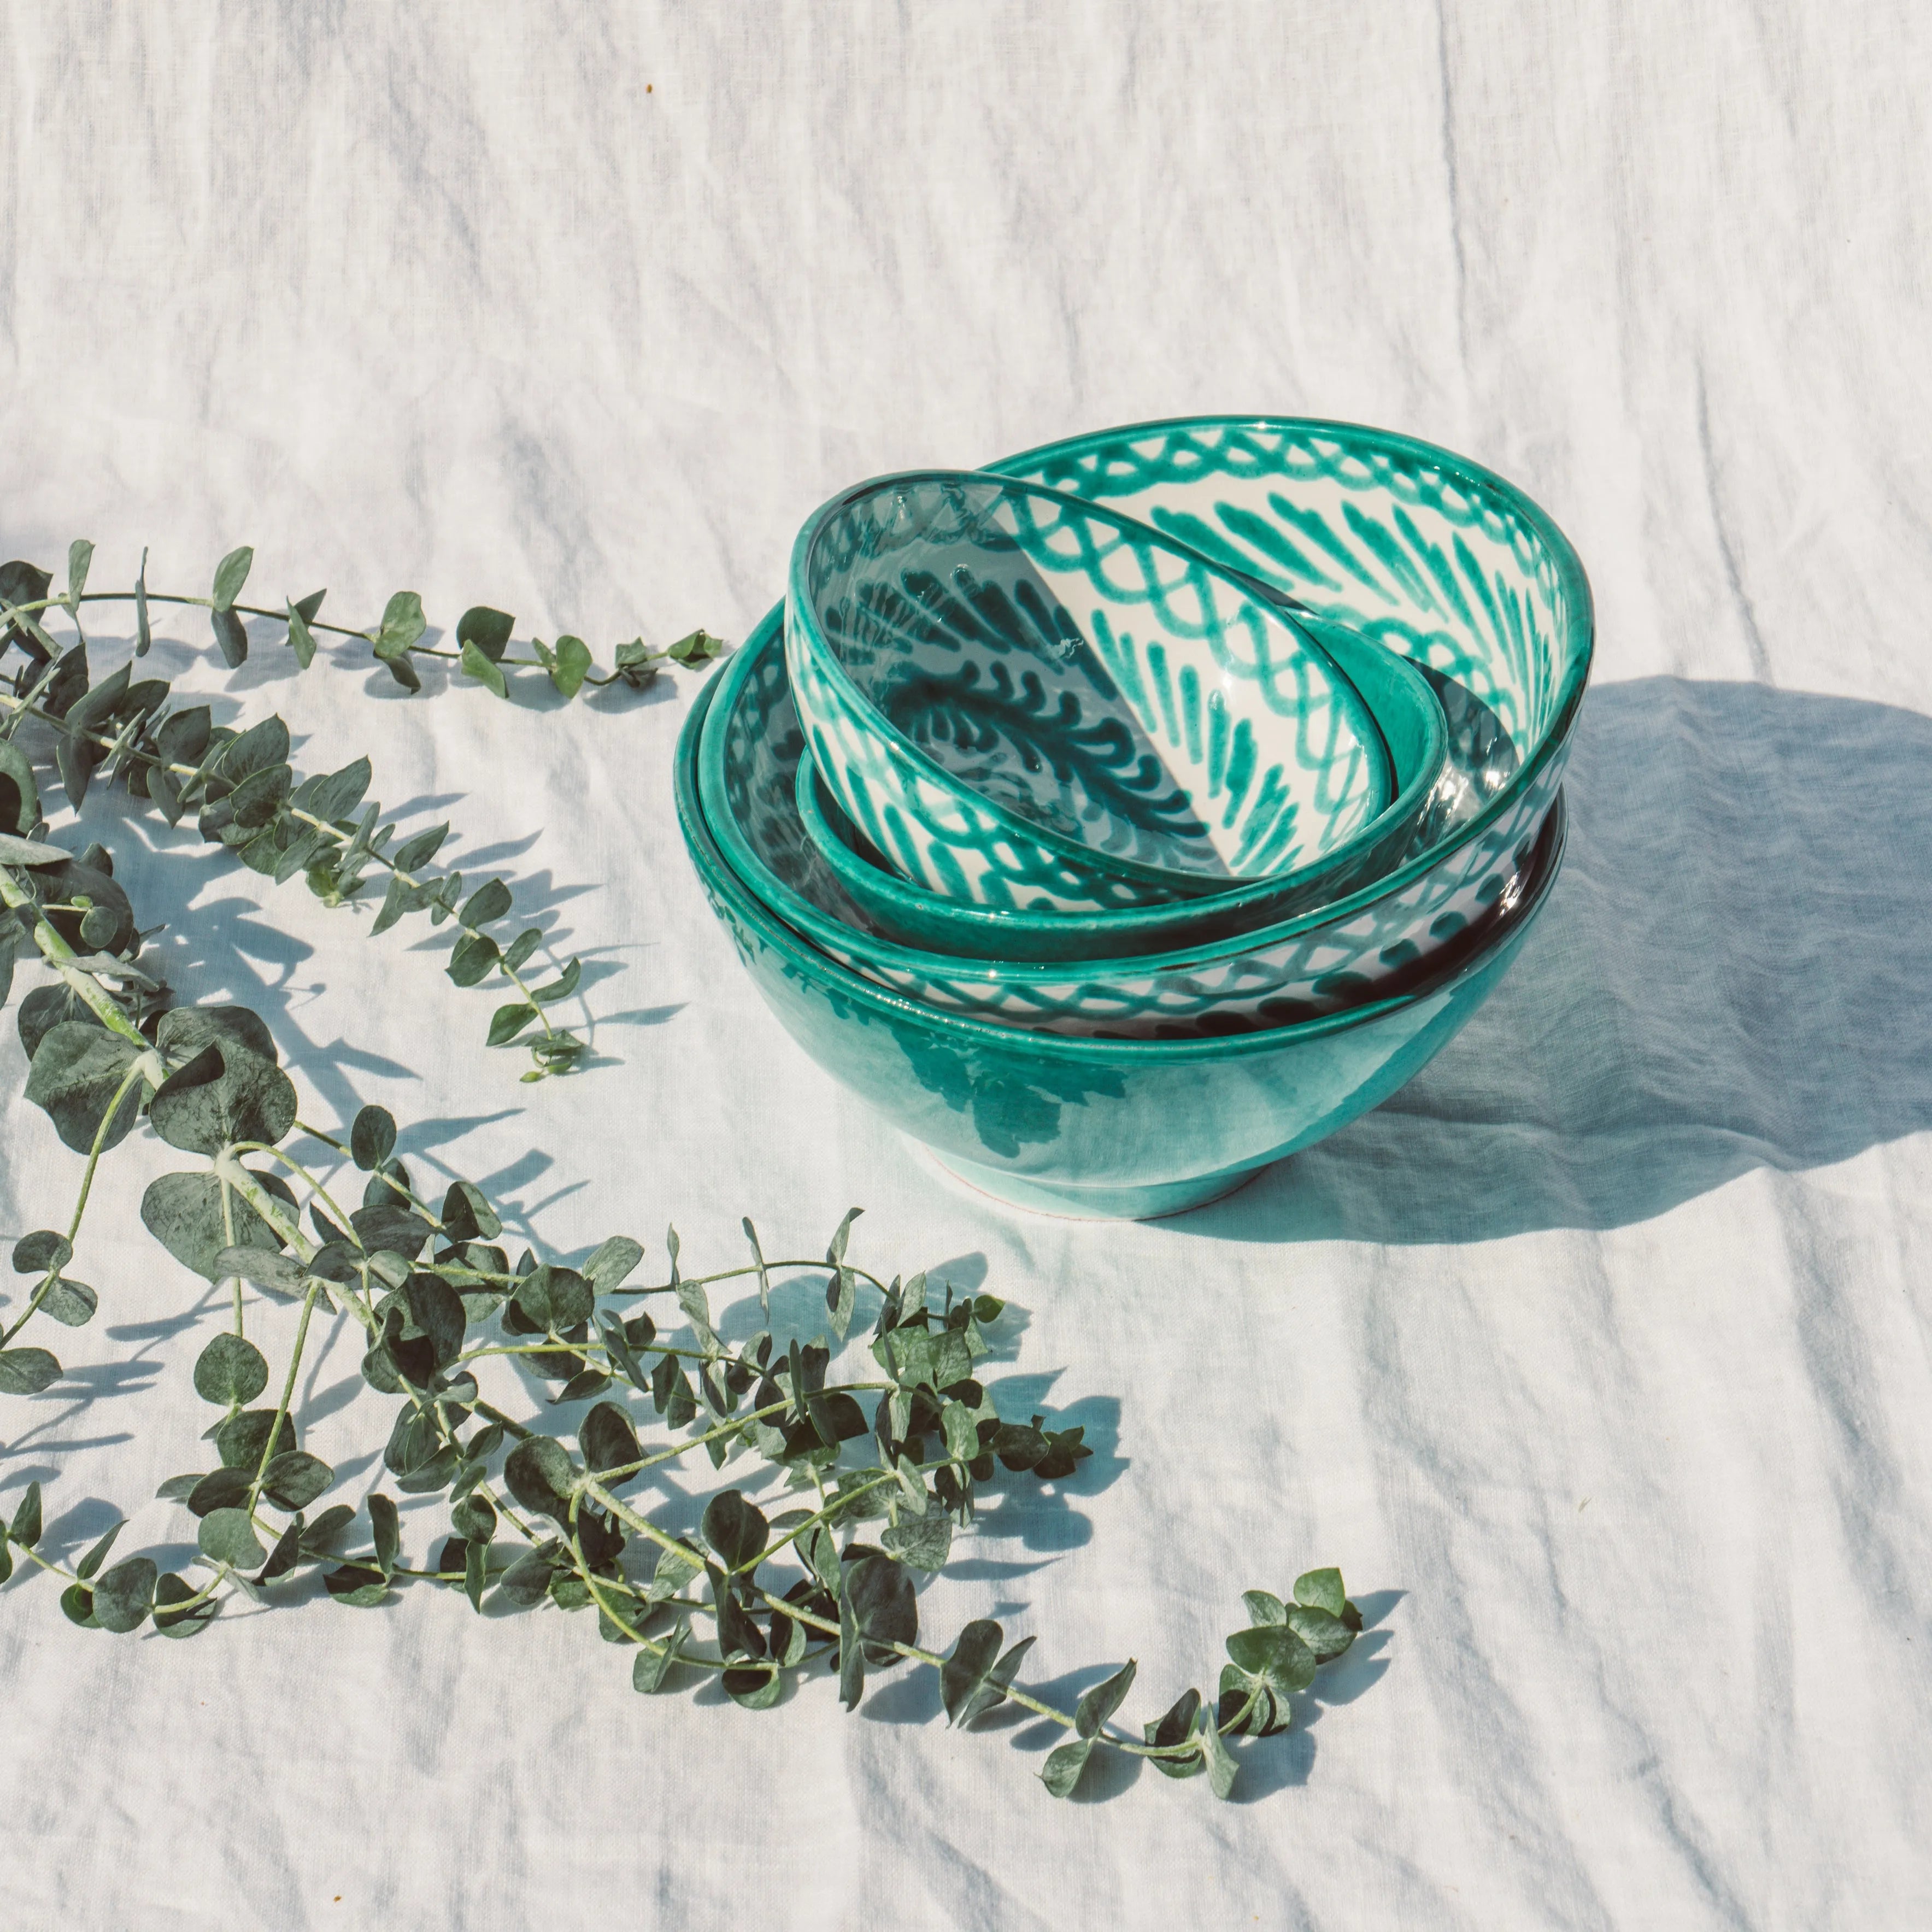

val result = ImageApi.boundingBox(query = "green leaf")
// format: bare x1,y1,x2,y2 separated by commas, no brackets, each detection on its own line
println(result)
1294,1567,1348,1618
210,606,249,667
633,1624,683,1693
1243,1589,1288,1626
580,1401,641,1486
192,1331,269,1406
211,545,254,611
9,1482,42,1546
1040,1736,1095,1799
23,1023,144,1154
149,1041,298,1156
503,1437,577,1524
842,1551,917,1666
374,590,426,656
350,1105,397,1171
701,1490,768,1572
133,547,151,653
530,959,580,1005
457,605,514,659
38,1277,97,1327
1199,1707,1238,1799
1225,1624,1318,1696
464,1537,487,1612
1283,1603,1356,1660
377,647,422,693
882,1508,952,1573
452,1492,496,1544
186,1469,251,1518
549,634,592,698
369,1492,400,1577
488,1002,538,1047
12,1230,77,1275
512,1265,592,1332
0,1349,61,1395
77,1521,124,1580
64,538,93,610
439,1181,501,1243
261,1451,333,1511
212,1246,306,1296
0,741,41,833
259,1516,304,1582
1074,1659,1137,1740
459,639,507,698
582,1236,643,1295
153,1572,216,1636
460,878,513,928
723,1665,784,1711
291,756,372,826
646,1538,701,1604
61,1582,98,1628
942,1621,1039,1727
199,1507,265,1570
323,1563,390,1607
91,1555,156,1634
143,1168,292,1283
215,1407,295,1470
285,598,316,668
391,824,449,872
448,931,499,986
1144,1688,1206,1779
499,925,543,973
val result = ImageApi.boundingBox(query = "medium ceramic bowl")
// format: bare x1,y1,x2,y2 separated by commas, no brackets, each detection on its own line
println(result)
678,665,1568,1220
796,610,1452,961
786,471,1398,912
700,608,1557,1040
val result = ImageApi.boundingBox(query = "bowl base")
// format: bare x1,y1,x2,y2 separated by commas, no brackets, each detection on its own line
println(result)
927,1148,1269,1222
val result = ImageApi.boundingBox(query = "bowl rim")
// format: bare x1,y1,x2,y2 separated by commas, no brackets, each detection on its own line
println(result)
703,602,1553,989
784,466,1397,896
798,607,1454,952
680,662,1570,1067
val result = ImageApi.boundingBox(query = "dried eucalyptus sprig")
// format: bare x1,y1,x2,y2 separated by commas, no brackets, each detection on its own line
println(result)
0,541,724,700
0,817,1372,1800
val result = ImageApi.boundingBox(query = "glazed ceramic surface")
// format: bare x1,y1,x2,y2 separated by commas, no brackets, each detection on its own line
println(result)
799,610,1453,961
678,667,1568,1219
701,608,1560,1039
786,472,1395,911
988,415,1592,802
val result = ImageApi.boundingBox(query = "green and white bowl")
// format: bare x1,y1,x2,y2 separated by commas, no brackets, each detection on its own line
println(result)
677,664,1569,1220
796,610,1452,961
786,471,1399,912
702,608,1557,1040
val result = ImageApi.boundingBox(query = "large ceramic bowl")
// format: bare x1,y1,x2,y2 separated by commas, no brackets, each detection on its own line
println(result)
701,608,1557,1040
678,665,1568,1220
988,414,1592,832
786,471,1399,912
797,610,1453,961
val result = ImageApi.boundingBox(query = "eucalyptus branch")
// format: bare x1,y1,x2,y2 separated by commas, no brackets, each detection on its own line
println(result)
0,593,1373,1800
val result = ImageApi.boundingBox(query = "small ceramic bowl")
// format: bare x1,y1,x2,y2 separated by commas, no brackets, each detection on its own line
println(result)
786,471,1398,912
701,608,1558,1039
677,665,1568,1220
796,611,1452,961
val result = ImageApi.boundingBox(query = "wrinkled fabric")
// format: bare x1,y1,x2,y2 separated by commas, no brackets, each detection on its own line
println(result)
0,4,1927,1927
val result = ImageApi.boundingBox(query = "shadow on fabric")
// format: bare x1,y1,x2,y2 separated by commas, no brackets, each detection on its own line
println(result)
1185,676,1932,1244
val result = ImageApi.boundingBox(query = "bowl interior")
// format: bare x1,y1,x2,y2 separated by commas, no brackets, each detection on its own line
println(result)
796,471,1396,884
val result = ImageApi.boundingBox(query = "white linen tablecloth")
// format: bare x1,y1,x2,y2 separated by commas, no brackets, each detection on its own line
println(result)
1,4,1927,1925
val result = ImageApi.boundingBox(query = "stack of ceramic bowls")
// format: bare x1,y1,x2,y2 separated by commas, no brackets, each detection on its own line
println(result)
677,416,1592,1219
